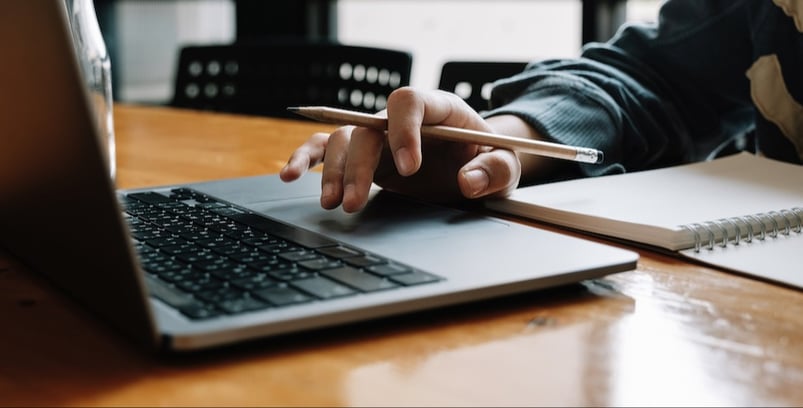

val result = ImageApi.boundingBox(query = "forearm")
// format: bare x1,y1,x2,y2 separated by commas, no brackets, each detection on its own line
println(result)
485,56,681,178
485,0,756,178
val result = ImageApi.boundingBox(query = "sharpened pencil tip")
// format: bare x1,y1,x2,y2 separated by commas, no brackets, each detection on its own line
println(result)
287,106,320,122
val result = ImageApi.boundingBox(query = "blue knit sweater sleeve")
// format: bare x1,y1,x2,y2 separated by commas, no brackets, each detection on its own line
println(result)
485,0,756,178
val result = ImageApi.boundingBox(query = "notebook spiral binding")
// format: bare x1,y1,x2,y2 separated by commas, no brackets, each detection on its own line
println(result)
681,207,803,252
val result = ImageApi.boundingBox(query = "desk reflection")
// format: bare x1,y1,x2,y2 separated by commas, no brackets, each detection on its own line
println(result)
1,105,800,406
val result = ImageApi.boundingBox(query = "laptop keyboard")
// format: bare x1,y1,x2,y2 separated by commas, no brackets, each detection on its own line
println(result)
120,188,442,320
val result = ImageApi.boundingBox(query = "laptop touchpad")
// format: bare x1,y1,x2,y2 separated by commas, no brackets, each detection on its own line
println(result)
247,189,510,246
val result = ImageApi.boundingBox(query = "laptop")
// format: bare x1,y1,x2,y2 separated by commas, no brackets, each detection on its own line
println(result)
0,0,638,352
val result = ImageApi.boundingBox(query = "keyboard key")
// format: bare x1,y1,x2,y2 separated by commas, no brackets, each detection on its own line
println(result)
297,258,343,271
367,263,411,276
209,207,246,218
268,269,316,282
244,236,277,247
254,286,314,306
176,276,225,293
277,249,320,262
322,266,399,292
291,276,357,299
196,287,245,304
231,275,277,291
146,275,220,319
197,236,237,248
259,242,300,254
208,266,254,282
248,259,293,273
316,245,362,259
389,270,441,286
227,212,339,248
160,242,202,256
124,188,445,319
346,255,386,268
128,191,172,204
212,244,252,257
192,259,237,273
155,268,198,284
143,263,189,277
178,304,221,320
217,297,270,314
144,236,187,248
230,251,274,264
177,251,222,264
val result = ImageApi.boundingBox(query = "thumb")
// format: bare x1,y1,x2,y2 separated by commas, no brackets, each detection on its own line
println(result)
458,149,521,198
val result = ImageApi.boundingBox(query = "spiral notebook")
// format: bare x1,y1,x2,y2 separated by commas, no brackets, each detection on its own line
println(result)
485,152,803,289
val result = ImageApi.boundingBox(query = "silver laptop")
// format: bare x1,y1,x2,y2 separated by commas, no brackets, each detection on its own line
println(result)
0,0,638,352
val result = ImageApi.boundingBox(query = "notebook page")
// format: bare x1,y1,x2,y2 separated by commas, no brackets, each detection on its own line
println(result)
486,153,803,250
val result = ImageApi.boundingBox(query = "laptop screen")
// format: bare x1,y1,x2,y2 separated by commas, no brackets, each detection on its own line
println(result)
0,0,158,347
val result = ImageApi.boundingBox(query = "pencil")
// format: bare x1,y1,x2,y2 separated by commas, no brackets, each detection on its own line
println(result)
287,106,604,164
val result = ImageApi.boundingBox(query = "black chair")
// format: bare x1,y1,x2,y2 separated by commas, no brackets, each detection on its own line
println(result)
171,41,412,119
437,61,529,112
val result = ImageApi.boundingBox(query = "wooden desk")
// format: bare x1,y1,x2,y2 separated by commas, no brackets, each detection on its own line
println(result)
1,104,801,406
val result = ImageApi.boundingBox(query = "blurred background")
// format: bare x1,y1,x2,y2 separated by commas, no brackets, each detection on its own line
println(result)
96,0,663,106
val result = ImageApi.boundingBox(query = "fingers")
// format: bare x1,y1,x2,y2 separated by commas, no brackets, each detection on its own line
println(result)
386,87,518,199
385,89,424,176
319,126,355,209
341,126,385,212
279,131,330,182
317,126,388,212
281,87,519,212
458,148,521,199
385,87,492,176
279,125,386,212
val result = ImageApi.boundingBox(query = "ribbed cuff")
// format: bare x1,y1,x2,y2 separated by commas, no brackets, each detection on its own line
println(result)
484,76,626,177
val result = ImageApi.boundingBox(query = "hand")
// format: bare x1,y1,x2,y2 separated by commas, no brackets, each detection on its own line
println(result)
280,87,527,212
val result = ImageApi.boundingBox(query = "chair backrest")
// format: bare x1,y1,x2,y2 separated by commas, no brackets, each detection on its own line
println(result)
437,61,529,112
171,42,412,119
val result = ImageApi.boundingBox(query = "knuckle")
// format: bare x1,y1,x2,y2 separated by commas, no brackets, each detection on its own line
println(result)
328,126,352,144
486,150,520,181
322,164,345,184
387,86,420,108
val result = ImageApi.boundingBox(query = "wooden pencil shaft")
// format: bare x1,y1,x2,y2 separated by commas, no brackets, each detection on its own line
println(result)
289,106,602,164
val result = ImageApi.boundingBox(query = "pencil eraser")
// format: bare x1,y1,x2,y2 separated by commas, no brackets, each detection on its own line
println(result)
595,151,604,164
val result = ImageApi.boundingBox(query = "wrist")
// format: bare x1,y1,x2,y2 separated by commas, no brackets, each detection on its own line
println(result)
485,114,569,183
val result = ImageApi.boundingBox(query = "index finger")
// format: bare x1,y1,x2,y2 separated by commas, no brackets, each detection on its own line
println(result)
385,87,493,176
